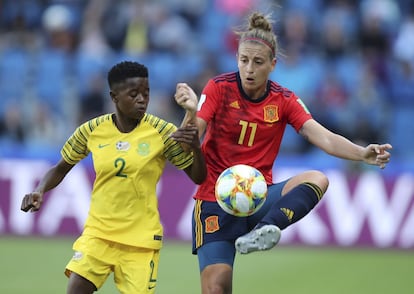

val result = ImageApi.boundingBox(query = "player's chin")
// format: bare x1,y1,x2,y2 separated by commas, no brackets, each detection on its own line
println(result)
242,80,255,89
130,111,145,121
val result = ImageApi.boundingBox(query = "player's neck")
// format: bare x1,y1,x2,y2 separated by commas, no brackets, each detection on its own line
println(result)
112,114,140,133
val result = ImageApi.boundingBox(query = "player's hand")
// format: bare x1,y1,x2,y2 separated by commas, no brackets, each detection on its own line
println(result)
363,143,392,169
170,124,200,151
175,83,198,113
21,192,43,212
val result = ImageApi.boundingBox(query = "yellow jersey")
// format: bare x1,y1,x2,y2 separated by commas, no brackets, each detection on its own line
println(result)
61,113,194,249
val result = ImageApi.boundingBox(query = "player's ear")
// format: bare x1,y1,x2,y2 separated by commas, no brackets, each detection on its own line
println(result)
270,57,277,71
110,91,118,103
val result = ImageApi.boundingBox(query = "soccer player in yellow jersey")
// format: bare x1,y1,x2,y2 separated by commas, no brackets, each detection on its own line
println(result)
20,61,207,294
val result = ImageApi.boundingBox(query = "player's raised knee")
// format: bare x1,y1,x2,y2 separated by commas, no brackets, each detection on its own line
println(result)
307,170,329,192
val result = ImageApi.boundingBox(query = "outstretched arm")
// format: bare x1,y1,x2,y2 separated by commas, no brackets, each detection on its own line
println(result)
300,119,392,169
21,158,74,212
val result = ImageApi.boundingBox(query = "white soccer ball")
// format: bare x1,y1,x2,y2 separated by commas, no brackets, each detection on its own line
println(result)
215,164,267,217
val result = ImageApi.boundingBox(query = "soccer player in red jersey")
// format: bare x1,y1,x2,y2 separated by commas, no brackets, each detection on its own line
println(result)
175,11,392,294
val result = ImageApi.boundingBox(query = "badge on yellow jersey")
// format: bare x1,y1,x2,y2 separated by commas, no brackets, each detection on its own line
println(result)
137,142,150,156
116,141,130,151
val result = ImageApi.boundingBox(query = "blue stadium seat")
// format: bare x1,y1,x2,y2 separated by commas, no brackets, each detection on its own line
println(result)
388,107,414,159
0,48,30,108
74,52,107,95
146,52,180,92
33,50,70,113
198,10,232,54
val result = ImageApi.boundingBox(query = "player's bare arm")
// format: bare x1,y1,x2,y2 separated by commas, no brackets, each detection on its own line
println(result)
300,119,392,169
21,159,74,212
170,124,207,184
175,83,207,153
175,83,198,125
170,124,201,149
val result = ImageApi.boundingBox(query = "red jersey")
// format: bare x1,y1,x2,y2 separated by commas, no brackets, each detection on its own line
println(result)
195,72,312,202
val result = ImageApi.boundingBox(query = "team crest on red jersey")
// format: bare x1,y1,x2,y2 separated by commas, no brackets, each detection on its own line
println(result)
264,105,279,122
205,215,219,233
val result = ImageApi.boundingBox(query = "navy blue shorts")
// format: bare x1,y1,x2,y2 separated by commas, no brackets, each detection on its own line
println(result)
192,181,287,271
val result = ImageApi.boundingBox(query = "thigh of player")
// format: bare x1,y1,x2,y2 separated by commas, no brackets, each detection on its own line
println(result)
246,180,288,229
192,200,247,270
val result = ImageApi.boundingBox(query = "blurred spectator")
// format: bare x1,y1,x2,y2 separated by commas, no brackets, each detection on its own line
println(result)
312,70,350,136
164,0,208,28
271,9,322,103
345,63,388,144
320,0,358,61
360,0,401,34
78,74,107,124
389,54,414,106
145,2,194,54
124,2,149,55
358,0,401,84
32,3,80,117
100,0,130,52
26,100,67,148
393,11,414,74
387,10,414,158
41,3,79,53
0,103,25,144
0,0,412,161
78,0,113,57
0,0,43,30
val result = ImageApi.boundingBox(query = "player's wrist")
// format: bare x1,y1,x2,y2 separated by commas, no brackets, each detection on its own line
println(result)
184,110,197,125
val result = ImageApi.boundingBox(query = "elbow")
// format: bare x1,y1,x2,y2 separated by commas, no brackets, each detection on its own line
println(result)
185,164,207,185
194,179,204,185
193,171,207,185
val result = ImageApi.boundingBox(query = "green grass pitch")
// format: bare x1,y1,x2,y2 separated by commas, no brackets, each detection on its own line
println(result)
0,237,412,293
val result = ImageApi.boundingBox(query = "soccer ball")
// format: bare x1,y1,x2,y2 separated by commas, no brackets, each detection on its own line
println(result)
215,164,268,217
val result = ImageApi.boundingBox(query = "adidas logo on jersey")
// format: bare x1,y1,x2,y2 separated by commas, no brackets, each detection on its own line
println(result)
230,101,240,109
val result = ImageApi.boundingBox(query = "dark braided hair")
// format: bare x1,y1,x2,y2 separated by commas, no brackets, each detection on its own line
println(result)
107,61,148,89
